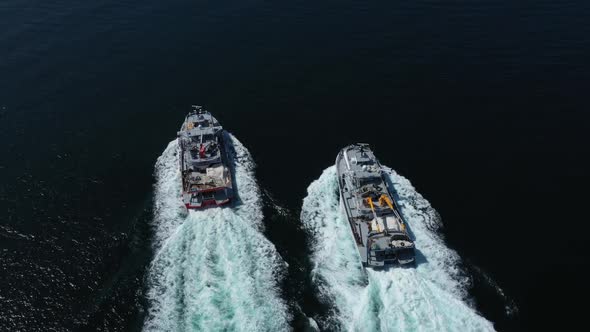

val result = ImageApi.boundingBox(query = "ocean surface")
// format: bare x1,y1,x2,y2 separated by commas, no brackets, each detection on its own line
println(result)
1,0,589,331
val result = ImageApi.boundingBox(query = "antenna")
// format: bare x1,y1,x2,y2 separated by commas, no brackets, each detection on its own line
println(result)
191,105,203,114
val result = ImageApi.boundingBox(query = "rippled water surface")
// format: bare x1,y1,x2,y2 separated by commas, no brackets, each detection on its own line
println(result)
1,0,589,331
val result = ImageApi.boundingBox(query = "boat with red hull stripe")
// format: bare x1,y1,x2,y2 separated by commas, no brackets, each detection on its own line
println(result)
178,106,233,209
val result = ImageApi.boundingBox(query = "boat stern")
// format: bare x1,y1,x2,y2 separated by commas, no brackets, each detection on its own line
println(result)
183,187,232,209
366,232,416,267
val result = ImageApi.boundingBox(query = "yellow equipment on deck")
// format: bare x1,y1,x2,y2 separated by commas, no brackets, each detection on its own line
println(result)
366,197,375,211
378,194,406,231
366,197,382,231
378,194,395,210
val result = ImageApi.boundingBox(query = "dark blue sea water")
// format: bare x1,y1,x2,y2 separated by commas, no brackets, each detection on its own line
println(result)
1,0,589,331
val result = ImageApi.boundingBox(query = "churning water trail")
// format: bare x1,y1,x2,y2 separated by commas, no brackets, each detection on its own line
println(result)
143,136,290,332
302,166,495,331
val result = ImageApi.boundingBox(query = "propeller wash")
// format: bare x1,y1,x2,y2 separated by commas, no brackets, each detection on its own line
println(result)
143,136,290,331
302,166,495,331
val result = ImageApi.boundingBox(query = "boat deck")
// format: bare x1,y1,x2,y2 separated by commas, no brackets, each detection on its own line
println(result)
336,143,415,267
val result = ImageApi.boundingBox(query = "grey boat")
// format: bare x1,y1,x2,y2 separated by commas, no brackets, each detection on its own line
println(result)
336,143,415,268
177,106,233,209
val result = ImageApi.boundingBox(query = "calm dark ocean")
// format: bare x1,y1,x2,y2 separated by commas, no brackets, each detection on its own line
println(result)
1,0,589,331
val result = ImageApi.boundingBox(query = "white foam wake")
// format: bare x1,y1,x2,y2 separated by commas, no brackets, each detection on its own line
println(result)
301,166,495,331
143,135,290,332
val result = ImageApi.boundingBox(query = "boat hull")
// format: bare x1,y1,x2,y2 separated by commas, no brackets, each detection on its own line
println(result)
336,144,416,269
178,108,234,210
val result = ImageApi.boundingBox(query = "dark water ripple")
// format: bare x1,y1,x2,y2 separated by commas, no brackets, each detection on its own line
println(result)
1,0,589,331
